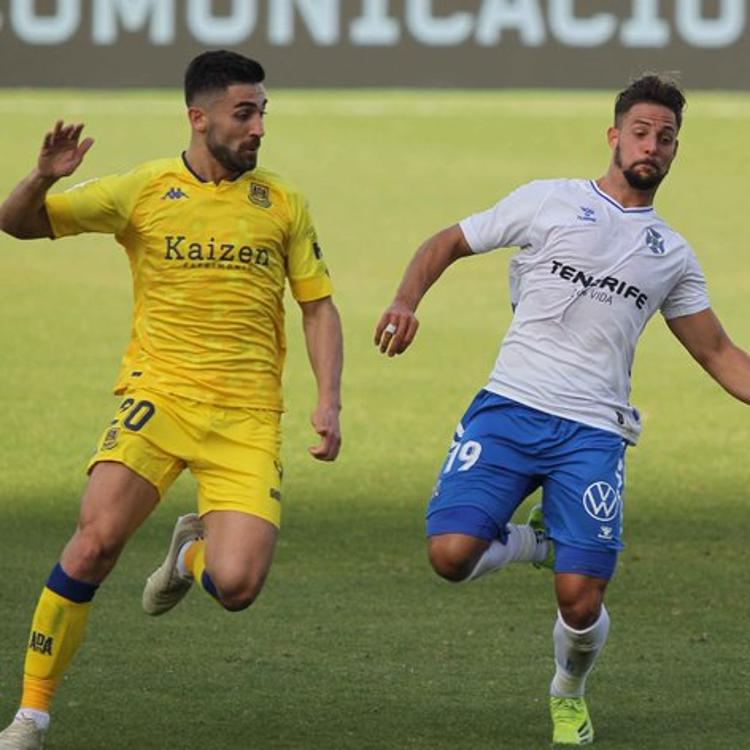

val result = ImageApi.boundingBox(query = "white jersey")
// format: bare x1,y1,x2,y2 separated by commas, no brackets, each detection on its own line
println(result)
460,178,710,444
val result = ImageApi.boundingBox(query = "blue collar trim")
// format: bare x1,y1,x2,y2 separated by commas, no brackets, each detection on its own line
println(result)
589,180,654,213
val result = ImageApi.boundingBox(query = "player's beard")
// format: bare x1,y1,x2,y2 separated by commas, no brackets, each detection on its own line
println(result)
206,130,258,175
614,144,666,190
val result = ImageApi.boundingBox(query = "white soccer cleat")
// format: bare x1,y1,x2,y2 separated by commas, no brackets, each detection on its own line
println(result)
142,513,203,616
0,716,44,750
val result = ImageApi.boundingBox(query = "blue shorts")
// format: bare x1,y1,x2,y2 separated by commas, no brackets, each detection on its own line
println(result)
426,391,627,578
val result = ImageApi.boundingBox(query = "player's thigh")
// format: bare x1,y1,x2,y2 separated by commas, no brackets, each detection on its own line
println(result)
89,390,187,498
61,461,161,580
426,390,541,541
193,408,283,527
542,427,626,579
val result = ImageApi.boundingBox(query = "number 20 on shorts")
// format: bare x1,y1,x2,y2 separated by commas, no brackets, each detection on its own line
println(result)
118,398,156,432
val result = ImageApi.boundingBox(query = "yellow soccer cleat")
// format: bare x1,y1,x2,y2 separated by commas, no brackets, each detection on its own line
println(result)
142,514,203,616
550,696,594,745
0,716,44,750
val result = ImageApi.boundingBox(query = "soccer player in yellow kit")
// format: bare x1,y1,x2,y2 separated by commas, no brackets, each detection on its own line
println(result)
0,51,343,749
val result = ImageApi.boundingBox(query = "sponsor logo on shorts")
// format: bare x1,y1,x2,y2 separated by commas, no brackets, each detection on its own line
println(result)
101,426,120,450
269,488,282,502
582,481,620,522
29,630,54,656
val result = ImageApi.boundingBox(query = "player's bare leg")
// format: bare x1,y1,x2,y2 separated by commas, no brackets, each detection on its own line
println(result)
61,462,160,581
201,511,277,610
428,526,549,582
0,462,159,748
147,510,278,613
549,574,610,746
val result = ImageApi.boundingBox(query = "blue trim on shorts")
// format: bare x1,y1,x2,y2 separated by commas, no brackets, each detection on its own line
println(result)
554,542,618,580
426,506,505,542
46,562,99,603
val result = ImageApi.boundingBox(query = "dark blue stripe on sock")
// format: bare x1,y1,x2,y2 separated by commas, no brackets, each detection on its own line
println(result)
46,563,99,603
201,570,219,600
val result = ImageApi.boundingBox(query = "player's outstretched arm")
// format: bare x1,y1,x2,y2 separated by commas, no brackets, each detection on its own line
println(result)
667,308,750,404
374,224,472,357
0,121,94,239
299,296,343,461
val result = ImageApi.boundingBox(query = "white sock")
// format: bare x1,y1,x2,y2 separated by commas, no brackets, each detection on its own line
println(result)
176,541,195,578
468,523,547,580
550,606,611,698
16,708,50,731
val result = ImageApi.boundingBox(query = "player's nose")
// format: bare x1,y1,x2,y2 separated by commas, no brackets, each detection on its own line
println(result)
249,113,265,138
642,134,658,154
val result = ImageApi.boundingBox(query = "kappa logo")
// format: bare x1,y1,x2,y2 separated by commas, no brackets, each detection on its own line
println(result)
646,227,666,255
249,182,271,208
577,206,597,223
162,187,189,200
582,481,620,522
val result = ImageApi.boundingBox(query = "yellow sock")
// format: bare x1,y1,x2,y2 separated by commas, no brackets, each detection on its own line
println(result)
21,587,93,712
183,539,219,601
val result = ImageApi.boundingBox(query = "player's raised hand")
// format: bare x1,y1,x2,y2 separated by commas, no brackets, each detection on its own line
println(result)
38,121,94,179
374,300,420,357
308,403,342,461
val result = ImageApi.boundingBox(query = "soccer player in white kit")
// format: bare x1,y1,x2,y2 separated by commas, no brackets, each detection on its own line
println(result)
375,75,750,745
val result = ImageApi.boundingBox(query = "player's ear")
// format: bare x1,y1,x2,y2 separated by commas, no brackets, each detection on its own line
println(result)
606,125,619,150
187,105,208,134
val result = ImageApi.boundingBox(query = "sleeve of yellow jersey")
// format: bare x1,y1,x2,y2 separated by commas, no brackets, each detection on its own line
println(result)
286,191,333,302
45,167,149,239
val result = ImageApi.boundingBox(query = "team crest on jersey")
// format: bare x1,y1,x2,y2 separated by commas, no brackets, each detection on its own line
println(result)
101,426,120,450
645,227,666,255
249,182,272,208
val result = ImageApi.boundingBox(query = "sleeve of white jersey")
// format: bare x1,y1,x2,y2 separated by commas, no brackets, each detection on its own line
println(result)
458,180,553,254
660,250,711,320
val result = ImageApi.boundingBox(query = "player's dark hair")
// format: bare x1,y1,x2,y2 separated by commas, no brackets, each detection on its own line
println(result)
184,50,265,106
614,74,686,131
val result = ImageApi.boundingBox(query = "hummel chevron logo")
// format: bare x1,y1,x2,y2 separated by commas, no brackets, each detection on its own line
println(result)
162,187,189,200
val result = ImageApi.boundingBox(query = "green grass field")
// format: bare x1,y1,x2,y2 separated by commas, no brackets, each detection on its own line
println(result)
0,89,748,749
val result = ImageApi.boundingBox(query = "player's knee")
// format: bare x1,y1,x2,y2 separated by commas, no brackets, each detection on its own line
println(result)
558,595,602,630
427,537,477,582
213,570,267,612
65,525,124,580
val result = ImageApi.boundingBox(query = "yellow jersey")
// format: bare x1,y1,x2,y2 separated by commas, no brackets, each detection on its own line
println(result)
45,155,332,410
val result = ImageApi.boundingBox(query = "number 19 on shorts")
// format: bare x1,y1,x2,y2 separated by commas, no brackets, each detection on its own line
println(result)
443,439,482,474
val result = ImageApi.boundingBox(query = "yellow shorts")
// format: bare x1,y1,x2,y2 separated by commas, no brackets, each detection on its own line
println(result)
88,390,283,527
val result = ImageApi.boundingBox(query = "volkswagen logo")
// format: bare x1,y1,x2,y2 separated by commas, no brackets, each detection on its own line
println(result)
582,481,620,522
